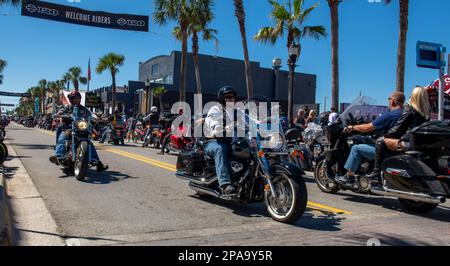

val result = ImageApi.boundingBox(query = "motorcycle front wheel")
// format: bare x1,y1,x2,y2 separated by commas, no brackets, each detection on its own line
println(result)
74,141,89,181
264,173,307,224
314,159,340,194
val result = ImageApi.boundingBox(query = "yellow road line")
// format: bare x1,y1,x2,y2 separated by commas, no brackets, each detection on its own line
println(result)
108,149,176,169
34,127,352,215
307,201,353,215
106,148,177,172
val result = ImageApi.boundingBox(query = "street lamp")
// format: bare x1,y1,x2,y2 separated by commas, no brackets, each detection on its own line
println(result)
287,42,301,126
145,79,150,114
272,58,282,100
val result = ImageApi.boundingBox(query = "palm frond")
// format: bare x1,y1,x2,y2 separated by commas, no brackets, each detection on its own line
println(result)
302,25,327,40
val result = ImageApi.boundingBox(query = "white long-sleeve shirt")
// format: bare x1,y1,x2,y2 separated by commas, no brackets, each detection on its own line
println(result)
205,105,235,138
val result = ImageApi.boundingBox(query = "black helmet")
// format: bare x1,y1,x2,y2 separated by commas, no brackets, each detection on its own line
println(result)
68,91,82,100
218,86,237,104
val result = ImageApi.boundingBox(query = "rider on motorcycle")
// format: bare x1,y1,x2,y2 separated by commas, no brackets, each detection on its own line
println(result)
367,87,430,183
204,86,238,195
142,106,160,144
99,108,123,144
336,91,405,187
49,91,109,172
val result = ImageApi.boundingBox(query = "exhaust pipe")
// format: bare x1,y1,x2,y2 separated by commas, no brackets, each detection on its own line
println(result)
371,187,447,204
188,182,221,198
175,172,217,185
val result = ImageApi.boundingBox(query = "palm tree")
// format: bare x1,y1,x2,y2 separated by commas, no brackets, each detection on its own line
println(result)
62,72,72,91
68,67,88,92
96,52,125,113
172,0,217,95
254,0,326,123
385,0,409,93
0,59,6,85
0,0,21,7
38,79,47,114
328,0,342,111
233,0,253,98
30,86,40,115
47,81,64,112
153,85,168,111
154,0,192,102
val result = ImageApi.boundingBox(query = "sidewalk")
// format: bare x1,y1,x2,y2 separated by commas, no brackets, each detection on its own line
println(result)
3,141,65,246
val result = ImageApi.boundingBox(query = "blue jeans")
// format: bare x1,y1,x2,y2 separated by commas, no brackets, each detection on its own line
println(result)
344,144,376,173
205,141,231,188
55,132,100,162
100,127,111,143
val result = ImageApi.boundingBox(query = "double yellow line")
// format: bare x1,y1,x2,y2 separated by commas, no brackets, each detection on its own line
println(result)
106,148,177,172
35,127,352,215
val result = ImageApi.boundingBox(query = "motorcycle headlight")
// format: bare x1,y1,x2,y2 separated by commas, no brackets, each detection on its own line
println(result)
77,121,88,131
266,133,285,151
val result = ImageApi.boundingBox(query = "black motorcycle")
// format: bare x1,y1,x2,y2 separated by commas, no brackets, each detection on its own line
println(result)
315,96,450,213
175,101,308,224
53,112,99,181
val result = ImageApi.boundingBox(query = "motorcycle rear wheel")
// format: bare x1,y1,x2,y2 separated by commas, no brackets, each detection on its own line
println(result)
264,173,307,224
398,199,438,214
74,142,89,181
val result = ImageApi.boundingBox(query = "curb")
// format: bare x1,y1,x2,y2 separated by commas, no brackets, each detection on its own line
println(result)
0,165,11,246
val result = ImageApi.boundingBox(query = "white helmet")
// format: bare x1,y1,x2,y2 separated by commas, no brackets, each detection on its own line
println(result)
150,106,158,113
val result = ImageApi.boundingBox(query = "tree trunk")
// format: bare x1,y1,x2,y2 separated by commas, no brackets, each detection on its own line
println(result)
192,30,202,95
159,96,164,112
329,0,340,111
112,71,116,114
74,80,79,92
396,0,409,93
179,22,188,103
234,0,253,98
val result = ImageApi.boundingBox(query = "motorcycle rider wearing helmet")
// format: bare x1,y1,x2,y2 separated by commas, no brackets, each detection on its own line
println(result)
336,91,405,187
142,106,160,145
50,91,109,172
204,86,238,195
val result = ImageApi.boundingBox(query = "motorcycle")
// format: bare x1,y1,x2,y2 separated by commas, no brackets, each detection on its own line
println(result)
175,97,308,224
106,121,126,145
134,122,146,143
91,120,107,141
53,111,99,181
314,96,450,213
142,125,160,148
161,124,194,154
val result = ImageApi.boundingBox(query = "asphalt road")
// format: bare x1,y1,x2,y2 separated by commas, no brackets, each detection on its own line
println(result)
5,123,450,246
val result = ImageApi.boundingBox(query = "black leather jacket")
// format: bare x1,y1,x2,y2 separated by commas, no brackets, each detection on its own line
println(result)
385,105,427,140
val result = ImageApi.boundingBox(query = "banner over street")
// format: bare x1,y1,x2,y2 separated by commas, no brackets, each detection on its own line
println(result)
21,0,149,32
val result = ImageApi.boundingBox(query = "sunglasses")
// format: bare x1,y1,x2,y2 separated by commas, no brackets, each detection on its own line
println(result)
224,95,236,99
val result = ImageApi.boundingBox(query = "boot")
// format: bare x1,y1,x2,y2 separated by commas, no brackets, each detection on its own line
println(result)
97,162,109,172
367,138,388,183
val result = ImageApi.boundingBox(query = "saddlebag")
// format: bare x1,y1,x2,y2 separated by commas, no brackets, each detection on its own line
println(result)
409,121,450,151
176,150,204,175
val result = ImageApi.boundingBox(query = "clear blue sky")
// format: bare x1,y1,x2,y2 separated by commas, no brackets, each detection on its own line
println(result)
0,0,449,111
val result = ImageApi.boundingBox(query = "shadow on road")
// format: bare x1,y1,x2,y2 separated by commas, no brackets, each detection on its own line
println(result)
191,195,344,232
2,166,19,180
336,192,450,222
81,170,139,184
13,143,55,150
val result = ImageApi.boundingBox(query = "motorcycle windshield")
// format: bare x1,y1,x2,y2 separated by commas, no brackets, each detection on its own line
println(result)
337,96,381,127
236,96,285,150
